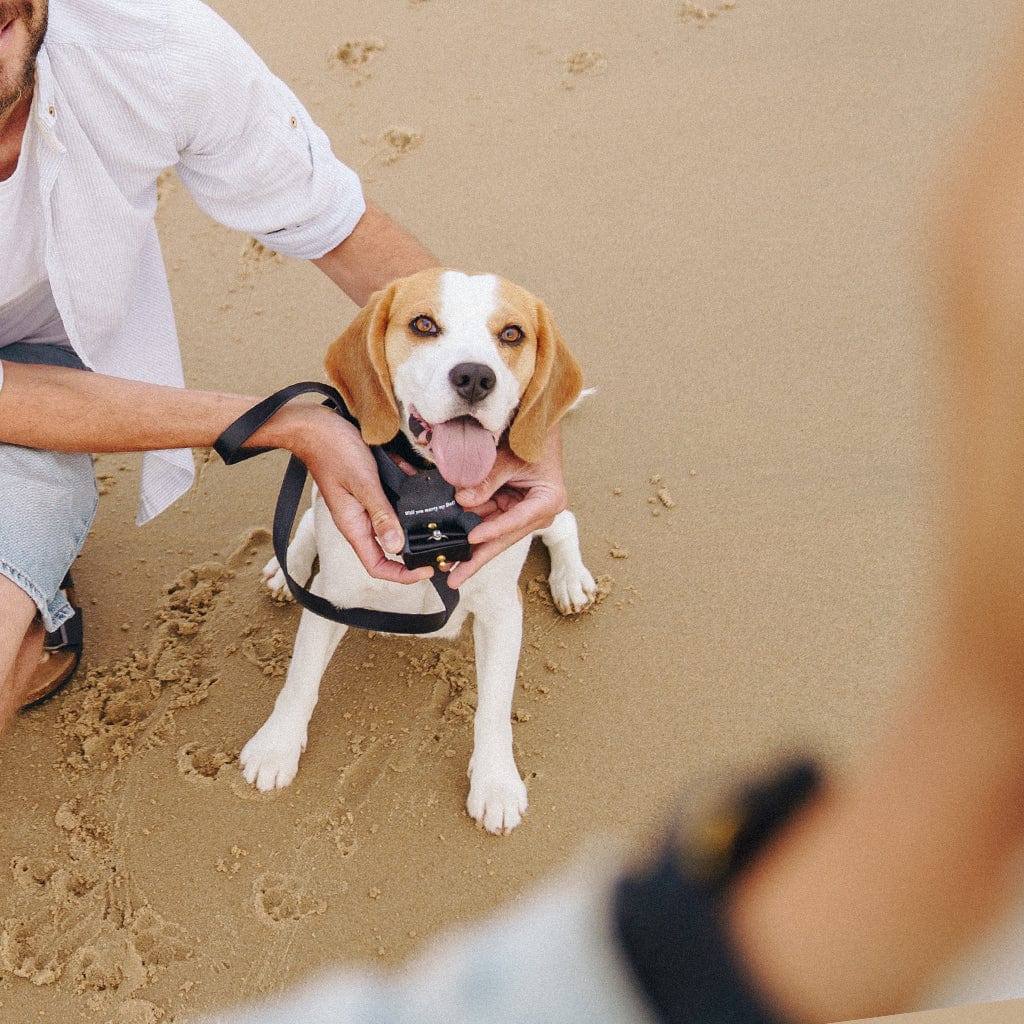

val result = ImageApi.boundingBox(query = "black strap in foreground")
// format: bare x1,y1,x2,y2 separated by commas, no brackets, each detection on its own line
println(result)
214,382,463,635
612,762,820,1024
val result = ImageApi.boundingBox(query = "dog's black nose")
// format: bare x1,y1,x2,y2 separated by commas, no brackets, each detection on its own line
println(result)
449,362,496,404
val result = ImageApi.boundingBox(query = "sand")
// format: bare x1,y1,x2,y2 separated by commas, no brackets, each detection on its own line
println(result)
2,1,1023,1021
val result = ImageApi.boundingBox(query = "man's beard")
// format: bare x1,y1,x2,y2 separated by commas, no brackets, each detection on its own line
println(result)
0,2,48,117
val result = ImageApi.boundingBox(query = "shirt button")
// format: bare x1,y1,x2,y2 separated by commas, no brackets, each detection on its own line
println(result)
289,116,297,128
48,105,55,117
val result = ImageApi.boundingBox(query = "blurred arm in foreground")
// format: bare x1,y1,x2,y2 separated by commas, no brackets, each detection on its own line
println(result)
726,21,1024,1022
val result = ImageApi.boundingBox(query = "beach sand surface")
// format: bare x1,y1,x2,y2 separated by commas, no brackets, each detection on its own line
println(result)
2,2,1023,1021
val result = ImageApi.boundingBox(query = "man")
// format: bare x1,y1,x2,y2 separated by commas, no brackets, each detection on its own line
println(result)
0,0,567,731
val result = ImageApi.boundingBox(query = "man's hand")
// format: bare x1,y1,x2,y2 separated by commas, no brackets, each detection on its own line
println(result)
446,426,568,588
279,404,433,585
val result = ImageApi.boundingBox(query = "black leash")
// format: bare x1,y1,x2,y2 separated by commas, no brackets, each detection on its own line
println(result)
213,382,480,635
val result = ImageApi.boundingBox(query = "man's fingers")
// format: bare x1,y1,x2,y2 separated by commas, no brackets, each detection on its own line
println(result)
368,505,404,555
455,448,523,508
325,491,429,584
446,492,558,588
293,411,424,582
345,523,432,584
445,538,513,588
466,500,537,548
468,478,563,544
365,559,432,586
368,555,434,586
446,521,538,587
339,460,404,555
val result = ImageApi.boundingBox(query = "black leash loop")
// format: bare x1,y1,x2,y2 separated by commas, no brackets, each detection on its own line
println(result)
213,381,356,465
214,382,466,635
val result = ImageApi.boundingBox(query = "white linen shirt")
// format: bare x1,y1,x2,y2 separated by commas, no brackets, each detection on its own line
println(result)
0,0,366,523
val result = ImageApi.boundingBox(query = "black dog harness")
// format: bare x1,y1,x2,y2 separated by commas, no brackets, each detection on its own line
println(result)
214,382,481,635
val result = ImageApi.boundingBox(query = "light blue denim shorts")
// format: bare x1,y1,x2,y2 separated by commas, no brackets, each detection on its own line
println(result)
0,343,98,632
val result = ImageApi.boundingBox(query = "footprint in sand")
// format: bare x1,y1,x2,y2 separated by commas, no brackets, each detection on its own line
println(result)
252,873,326,925
562,50,607,89
176,742,233,784
0,873,191,993
238,238,281,281
375,127,423,166
155,168,177,208
68,933,147,996
679,1,737,26
331,38,385,84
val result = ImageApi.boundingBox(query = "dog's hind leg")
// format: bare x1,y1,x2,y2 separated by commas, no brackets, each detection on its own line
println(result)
262,506,318,599
240,603,346,791
467,598,528,834
539,510,596,615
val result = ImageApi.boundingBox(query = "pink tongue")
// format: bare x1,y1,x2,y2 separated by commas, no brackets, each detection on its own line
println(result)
429,417,497,488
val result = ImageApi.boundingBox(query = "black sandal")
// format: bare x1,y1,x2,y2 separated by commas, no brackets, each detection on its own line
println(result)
21,573,83,708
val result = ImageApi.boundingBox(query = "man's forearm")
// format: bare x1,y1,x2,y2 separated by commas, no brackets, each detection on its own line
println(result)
313,200,439,306
0,360,316,456
0,359,424,581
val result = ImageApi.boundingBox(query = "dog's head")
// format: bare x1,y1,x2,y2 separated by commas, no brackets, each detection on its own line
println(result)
324,268,584,488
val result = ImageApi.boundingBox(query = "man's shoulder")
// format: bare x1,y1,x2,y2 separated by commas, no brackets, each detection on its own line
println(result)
46,0,220,55
41,0,248,147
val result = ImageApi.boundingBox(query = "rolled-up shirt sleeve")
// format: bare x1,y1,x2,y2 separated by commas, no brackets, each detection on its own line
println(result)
167,0,365,260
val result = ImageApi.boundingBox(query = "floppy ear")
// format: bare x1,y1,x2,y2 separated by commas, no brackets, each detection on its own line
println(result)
508,300,584,464
323,283,401,445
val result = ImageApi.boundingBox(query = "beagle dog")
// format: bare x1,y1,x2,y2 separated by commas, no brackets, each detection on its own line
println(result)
240,268,597,834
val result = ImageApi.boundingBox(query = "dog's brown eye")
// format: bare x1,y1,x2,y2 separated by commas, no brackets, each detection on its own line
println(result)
499,324,524,346
410,315,440,337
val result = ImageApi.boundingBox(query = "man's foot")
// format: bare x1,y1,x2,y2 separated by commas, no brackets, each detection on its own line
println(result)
20,575,83,708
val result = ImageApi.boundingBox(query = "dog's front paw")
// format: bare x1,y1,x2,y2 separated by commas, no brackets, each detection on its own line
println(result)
261,557,292,602
240,718,307,791
467,757,528,835
548,561,598,616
